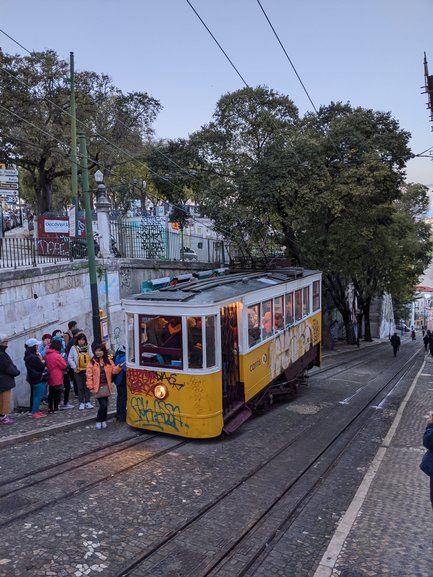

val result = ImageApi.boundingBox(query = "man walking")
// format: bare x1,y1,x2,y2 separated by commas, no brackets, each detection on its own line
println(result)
390,332,401,357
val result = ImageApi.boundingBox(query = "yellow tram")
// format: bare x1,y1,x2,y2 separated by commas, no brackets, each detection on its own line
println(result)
122,267,322,438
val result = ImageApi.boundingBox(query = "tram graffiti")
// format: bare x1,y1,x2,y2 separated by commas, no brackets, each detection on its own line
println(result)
129,397,188,432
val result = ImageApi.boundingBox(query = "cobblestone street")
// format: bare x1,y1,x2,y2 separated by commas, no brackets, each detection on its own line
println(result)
0,337,431,577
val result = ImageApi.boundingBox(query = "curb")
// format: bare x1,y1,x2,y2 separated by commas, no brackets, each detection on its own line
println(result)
0,409,117,449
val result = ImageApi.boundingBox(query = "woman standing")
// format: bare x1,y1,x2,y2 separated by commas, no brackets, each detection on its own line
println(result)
44,340,67,413
68,333,93,410
86,343,123,429
0,334,19,424
24,338,47,418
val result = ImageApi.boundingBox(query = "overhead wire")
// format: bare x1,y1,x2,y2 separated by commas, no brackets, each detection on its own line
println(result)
185,0,249,88
255,0,319,115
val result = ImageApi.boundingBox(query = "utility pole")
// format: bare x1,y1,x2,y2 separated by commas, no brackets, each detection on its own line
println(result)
70,52,79,238
79,133,101,344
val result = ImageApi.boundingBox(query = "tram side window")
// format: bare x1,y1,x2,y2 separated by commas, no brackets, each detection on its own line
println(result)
187,316,203,369
313,280,321,311
205,315,216,368
261,299,273,339
127,313,135,363
294,290,302,322
302,286,310,316
285,293,294,326
139,315,183,369
248,304,261,347
274,296,284,331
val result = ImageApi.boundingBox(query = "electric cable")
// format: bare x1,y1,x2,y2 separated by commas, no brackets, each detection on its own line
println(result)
185,0,249,88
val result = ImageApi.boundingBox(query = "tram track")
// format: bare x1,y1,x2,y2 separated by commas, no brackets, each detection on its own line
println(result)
112,348,423,577
0,434,187,528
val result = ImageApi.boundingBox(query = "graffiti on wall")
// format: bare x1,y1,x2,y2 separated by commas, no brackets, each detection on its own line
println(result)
138,218,165,259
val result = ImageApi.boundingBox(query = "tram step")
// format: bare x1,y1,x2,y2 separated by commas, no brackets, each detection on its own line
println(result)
222,403,252,435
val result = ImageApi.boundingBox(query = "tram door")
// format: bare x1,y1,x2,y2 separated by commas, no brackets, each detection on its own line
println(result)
220,303,241,414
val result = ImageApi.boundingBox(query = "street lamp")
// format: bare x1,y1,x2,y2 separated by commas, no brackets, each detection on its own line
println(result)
94,170,112,258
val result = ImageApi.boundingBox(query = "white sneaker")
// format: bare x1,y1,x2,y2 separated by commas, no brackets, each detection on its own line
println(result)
79,403,85,410
101,421,107,429
95,422,102,430
85,402,94,409
60,403,74,410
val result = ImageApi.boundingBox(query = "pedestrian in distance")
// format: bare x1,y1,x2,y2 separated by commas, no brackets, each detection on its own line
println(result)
68,332,93,410
86,343,123,430
429,334,433,357
52,331,74,410
0,334,19,425
44,339,67,413
411,329,416,341
38,333,51,359
63,320,77,348
420,412,433,510
113,345,127,421
390,332,401,357
424,333,430,353
24,338,47,419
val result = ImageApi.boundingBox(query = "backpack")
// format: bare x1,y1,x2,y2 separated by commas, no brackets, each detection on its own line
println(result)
75,346,89,373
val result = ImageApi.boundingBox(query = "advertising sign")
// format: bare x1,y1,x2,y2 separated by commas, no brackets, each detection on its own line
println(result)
37,216,85,256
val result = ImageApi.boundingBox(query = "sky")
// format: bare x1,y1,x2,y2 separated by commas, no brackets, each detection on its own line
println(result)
1,0,433,188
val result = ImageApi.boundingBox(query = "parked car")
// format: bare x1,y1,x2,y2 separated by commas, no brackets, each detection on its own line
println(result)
182,247,198,261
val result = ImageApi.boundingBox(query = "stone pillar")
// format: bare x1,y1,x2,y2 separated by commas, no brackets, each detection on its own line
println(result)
95,183,112,258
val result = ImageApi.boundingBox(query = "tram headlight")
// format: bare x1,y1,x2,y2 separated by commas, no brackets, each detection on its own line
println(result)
153,384,168,400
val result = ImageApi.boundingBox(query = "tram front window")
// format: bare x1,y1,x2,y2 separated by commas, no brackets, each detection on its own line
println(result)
188,316,203,369
139,314,183,369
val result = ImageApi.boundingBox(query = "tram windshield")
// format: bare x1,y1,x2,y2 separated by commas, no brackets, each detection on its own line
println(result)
138,314,217,370
139,314,183,369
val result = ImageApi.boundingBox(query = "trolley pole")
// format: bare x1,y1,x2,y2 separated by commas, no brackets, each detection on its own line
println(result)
79,133,101,344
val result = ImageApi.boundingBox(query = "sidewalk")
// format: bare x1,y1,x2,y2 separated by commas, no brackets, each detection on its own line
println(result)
314,348,433,577
0,397,117,449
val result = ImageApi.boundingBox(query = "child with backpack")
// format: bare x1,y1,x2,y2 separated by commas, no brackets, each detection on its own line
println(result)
68,333,93,410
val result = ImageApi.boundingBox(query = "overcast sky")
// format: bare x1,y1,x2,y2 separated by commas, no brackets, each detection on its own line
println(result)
1,0,433,187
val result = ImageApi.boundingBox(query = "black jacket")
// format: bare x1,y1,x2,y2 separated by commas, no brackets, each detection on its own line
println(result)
24,350,45,385
0,347,20,392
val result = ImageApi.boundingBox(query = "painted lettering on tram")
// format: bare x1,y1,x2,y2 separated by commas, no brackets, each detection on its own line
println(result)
129,396,189,432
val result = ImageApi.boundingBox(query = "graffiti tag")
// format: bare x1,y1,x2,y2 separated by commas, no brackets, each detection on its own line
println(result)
130,397,188,431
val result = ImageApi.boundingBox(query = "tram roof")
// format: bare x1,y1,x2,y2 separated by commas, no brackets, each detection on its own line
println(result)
126,268,320,305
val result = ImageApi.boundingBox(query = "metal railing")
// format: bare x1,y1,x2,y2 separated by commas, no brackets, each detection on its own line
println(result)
0,226,231,270
111,221,229,264
0,236,72,269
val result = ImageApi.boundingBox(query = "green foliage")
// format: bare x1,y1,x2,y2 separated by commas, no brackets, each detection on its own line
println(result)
0,49,161,214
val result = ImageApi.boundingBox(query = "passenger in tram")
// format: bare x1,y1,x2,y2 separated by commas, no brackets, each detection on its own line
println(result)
248,308,260,347
262,312,274,337
188,318,203,368
142,316,167,346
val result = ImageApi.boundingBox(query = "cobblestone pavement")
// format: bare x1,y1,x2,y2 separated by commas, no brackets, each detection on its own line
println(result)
0,334,427,577
313,349,433,577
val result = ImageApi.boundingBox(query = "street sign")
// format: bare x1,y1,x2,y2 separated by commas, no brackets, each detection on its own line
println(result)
0,169,18,177
0,176,18,183
0,182,18,190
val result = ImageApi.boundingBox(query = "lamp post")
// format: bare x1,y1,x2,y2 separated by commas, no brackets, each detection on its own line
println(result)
79,134,101,344
94,170,112,258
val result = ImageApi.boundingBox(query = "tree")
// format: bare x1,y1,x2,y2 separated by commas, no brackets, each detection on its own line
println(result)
0,50,161,213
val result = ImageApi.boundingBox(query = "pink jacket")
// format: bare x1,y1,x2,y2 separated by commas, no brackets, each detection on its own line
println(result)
44,348,67,386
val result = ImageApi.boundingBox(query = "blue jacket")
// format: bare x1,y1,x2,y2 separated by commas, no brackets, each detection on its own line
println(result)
420,423,433,477
113,351,126,386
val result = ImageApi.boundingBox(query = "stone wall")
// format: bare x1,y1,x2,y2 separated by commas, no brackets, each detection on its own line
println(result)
0,258,211,408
